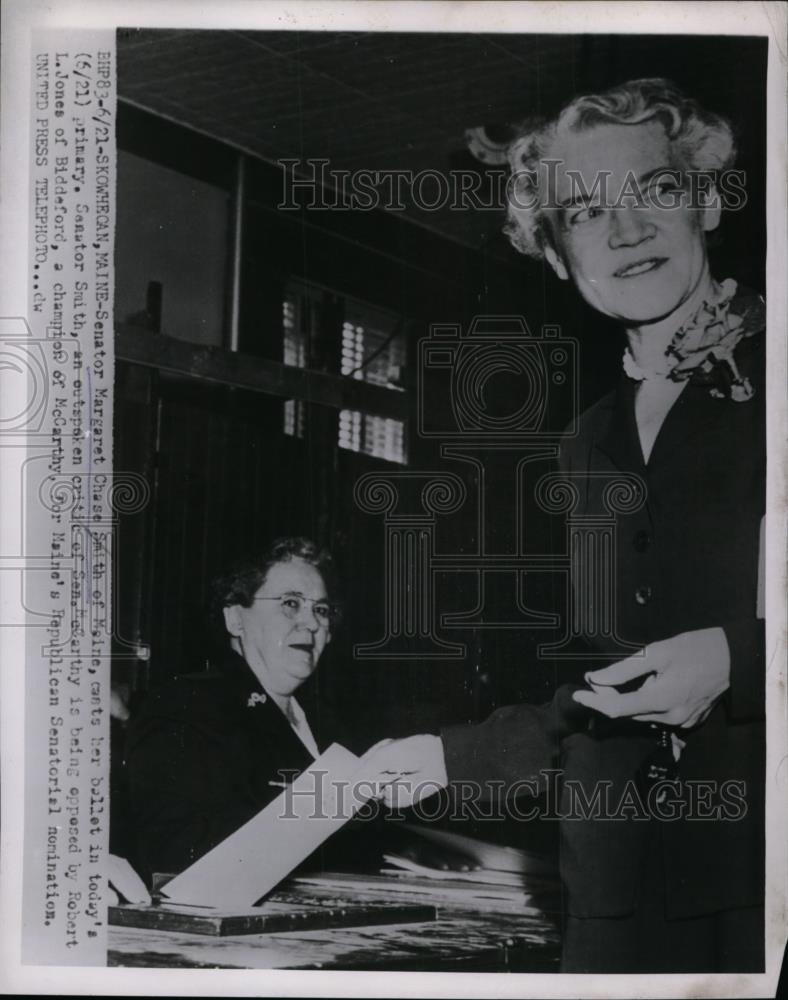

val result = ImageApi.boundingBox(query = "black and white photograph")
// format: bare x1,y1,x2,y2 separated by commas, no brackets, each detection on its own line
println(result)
1,2,786,995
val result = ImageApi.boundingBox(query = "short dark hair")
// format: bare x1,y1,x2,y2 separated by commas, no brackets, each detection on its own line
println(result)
210,537,340,637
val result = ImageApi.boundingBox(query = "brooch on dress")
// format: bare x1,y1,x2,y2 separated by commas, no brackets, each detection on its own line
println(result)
247,691,267,708
622,279,764,402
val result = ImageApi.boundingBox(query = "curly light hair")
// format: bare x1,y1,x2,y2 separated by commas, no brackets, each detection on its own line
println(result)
503,78,737,260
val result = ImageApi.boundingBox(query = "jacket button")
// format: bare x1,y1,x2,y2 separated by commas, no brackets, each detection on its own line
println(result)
635,586,652,606
633,530,651,552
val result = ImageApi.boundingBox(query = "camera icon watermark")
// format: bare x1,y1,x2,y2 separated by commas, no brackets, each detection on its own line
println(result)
356,313,644,660
418,315,579,441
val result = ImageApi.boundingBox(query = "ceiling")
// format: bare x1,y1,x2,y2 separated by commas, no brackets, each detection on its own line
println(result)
117,29,767,256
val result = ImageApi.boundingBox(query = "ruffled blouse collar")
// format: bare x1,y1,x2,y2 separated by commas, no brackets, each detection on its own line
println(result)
623,279,766,402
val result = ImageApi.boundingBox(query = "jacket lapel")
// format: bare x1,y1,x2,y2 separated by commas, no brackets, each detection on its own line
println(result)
645,381,716,473
593,374,736,478
593,377,645,474
218,650,315,772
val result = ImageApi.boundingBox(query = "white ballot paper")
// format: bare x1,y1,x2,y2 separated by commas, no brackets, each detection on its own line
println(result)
161,744,374,910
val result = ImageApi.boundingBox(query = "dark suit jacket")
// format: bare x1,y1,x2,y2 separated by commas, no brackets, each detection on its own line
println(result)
125,650,342,882
442,291,765,920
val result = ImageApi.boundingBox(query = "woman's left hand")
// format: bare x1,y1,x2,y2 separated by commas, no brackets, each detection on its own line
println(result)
571,627,730,729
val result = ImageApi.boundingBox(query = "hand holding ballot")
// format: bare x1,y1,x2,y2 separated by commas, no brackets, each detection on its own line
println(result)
363,734,449,809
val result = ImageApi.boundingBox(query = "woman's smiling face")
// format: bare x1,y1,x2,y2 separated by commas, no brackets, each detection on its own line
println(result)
541,120,721,325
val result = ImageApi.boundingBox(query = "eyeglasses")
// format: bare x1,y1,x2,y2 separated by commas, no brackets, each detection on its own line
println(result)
253,593,338,627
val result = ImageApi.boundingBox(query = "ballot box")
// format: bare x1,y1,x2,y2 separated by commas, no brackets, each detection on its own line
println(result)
108,870,560,971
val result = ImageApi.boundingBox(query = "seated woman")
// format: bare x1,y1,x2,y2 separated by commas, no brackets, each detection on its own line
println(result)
125,536,343,882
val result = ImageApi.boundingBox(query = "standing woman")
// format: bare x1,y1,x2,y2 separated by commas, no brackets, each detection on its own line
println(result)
364,79,766,973
126,537,343,882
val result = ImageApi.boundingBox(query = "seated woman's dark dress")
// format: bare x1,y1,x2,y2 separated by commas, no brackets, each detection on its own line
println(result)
125,649,347,883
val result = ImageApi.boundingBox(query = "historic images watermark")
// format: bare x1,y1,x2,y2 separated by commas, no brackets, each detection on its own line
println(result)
278,159,749,213
275,769,749,824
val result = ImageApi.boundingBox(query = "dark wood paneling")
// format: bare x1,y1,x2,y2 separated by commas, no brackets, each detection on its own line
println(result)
116,325,408,420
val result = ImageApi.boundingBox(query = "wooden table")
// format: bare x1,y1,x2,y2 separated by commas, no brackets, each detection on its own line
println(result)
108,872,561,971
